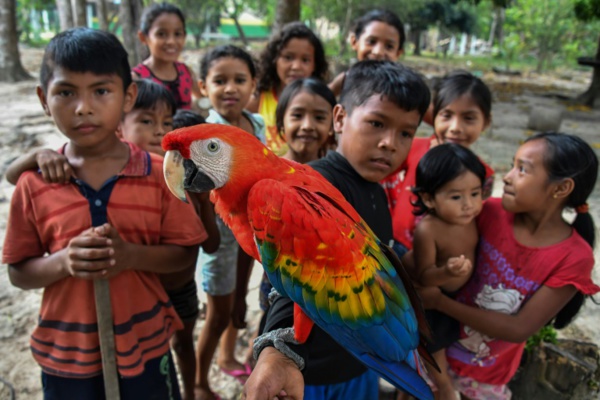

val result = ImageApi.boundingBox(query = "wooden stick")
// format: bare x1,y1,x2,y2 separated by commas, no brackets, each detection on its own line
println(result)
94,279,121,400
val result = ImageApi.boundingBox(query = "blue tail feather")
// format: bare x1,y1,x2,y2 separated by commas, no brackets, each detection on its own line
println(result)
359,353,433,400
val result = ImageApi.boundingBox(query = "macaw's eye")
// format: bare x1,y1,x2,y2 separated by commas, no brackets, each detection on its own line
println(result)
206,140,220,153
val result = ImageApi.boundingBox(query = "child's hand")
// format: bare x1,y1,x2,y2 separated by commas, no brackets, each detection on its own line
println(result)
446,255,472,277
63,227,115,279
36,149,74,184
92,223,131,279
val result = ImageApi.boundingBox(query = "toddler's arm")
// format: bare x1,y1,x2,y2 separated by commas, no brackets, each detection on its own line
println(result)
5,148,73,185
421,284,577,343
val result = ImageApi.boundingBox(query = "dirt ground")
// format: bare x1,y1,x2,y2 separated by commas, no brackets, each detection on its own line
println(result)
0,47,599,400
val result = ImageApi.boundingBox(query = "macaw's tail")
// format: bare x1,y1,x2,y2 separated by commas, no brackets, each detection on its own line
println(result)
361,351,433,400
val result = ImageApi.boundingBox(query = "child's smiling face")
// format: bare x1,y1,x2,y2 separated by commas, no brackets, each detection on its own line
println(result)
139,12,186,63
200,57,256,122
435,93,490,148
334,94,420,182
119,101,174,156
350,21,403,62
282,90,332,163
276,38,315,88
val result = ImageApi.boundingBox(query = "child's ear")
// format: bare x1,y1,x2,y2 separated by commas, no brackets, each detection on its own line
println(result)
333,104,346,134
421,192,435,210
36,86,50,116
116,122,124,139
123,81,138,113
198,80,208,98
137,31,147,45
396,48,405,59
349,33,358,51
483,113,492,132
552,178,575,201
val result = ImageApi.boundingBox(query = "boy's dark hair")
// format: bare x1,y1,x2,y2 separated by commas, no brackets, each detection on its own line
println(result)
411,143,486,216
433,70,492,122
40,28,131,93
524,132,598,330
275,77,336,134
200,45,257,81
339,60,430,120
352,9,406,50
134,79,177,116
140,2,186,34
173,110,206,129
257,22,328,93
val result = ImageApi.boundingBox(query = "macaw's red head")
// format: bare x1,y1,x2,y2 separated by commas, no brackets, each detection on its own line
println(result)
162,123,275,202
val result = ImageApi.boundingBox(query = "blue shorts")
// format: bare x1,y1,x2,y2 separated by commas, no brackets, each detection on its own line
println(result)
41,352,180,400
198,215,238,296
304,370,379,400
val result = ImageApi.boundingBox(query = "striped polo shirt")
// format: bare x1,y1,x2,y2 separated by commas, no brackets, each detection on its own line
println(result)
3,142,206,378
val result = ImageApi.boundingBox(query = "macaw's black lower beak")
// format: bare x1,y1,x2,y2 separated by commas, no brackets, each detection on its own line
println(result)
183,159,216,193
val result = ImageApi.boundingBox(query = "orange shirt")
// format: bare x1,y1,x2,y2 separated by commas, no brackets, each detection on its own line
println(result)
3,142,206,378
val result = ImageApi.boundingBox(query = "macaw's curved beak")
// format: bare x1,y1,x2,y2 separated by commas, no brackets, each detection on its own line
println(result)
163,150,217,203
164,150,189,203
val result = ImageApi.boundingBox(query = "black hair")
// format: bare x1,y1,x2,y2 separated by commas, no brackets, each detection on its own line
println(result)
173,110,206,129
134,79,177,116
40,28,131,93
140,2,185,34
351,9,406,50
411,143,486,216
256,22,328,93
523,132,599,329
275,77,336,134
339,60,430,120
433,70,492,122
199,45,257,81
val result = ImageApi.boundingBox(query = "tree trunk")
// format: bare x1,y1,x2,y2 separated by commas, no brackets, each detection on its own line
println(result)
577,34,600,108
496,7,505,48
71,0,87,26
272,0,300,36
487,6,498,48
0,0,32,81
413,30,422,56
56,0,74,31
338,0,353,56
231,14,248,46
119,0,140,66
96,0,108,31
132,0,144,61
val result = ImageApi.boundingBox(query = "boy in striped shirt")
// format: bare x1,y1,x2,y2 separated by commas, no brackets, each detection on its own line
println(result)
3,28,205,400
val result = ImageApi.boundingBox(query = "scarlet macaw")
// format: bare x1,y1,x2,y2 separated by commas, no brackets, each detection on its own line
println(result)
162,124,433,399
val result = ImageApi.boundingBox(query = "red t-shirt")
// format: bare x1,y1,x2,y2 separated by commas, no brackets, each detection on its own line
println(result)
382,137,494,249
3,143,206,378
132,61,193,110
446,198,599,385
